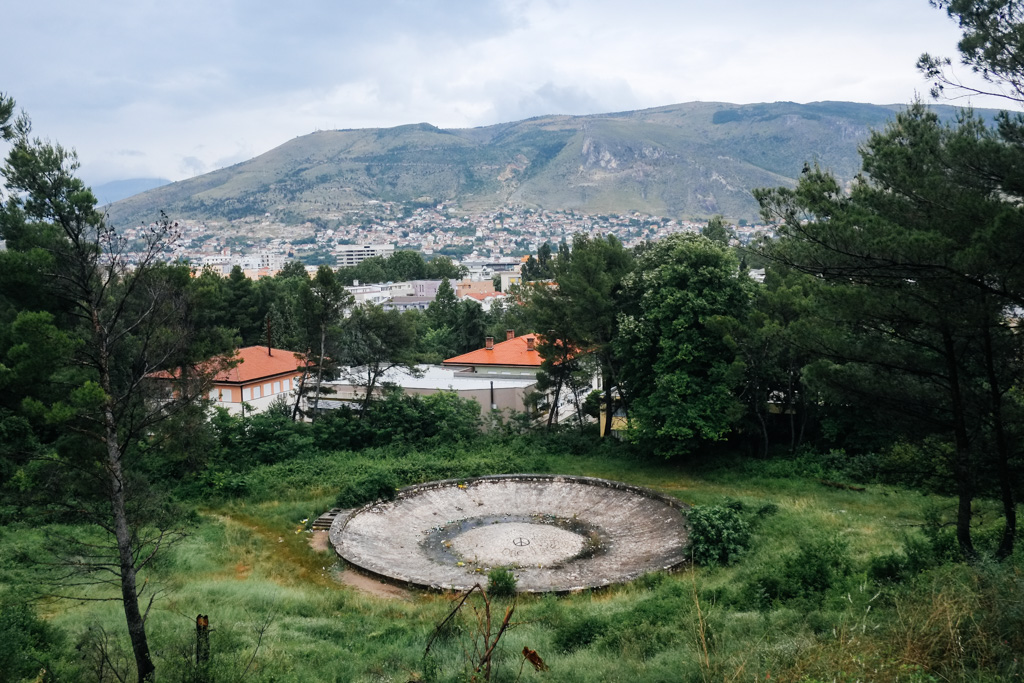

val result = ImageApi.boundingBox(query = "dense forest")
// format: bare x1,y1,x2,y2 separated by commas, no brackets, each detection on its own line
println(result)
4,3,1024,681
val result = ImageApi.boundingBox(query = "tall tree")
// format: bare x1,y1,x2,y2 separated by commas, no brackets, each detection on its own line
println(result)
337,305,419,416
0,94,231,681
386,249,428,281
713,266,816,457
522,242,554,281
756,104,1024,559
424,254,467,280
616,234,751,454
293,265,352,419
701,215,735,246
427,277,458,329
529,234,633,436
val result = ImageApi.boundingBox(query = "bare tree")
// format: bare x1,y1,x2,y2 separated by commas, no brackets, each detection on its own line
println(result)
1,93,230,682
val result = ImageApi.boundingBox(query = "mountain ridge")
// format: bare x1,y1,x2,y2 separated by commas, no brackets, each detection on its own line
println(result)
104,100,992,228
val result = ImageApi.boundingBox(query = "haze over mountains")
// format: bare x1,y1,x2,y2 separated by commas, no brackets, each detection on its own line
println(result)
105,100,988,228
93,178,171,206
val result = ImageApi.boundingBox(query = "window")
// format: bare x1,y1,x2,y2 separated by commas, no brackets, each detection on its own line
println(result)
273,381,281,394
243,387,251,401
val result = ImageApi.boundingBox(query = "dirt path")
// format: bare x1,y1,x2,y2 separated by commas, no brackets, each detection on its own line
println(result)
308,530,411,600
308,530,332,552
337,569,412,600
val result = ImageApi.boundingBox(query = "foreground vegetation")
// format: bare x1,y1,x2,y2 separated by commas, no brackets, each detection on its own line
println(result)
2,425,1022,682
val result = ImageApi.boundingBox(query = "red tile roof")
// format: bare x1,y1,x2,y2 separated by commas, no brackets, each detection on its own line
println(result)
443,335,542,368
461,291,507,302
214,346,306,384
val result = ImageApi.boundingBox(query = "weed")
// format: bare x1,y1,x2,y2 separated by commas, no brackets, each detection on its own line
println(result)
487,567,518,598
687,504,751,566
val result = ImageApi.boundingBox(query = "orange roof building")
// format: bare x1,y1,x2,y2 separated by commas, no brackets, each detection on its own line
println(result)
442,330,601,425
443,330,542,377
208,346,306,415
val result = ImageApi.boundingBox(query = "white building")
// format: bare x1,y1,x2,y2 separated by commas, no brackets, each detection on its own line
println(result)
335,243,395,267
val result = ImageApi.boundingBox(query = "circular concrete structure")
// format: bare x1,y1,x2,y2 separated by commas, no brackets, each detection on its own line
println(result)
329,474,690,593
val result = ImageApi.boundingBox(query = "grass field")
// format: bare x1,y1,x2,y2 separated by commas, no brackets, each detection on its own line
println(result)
2,441,1021,682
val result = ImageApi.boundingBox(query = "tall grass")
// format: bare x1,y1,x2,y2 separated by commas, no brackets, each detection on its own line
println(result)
2,437,1020,681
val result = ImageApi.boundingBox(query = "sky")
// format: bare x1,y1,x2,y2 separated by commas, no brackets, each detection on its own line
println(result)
1,0,1013,186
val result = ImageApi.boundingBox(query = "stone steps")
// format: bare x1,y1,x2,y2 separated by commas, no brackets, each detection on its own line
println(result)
311,508,352,531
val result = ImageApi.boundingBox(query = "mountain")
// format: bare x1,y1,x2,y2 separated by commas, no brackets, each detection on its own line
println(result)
93,178,172,206
105,101,989,227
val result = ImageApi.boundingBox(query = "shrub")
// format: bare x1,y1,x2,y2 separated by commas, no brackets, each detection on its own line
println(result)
868,551,909,584
552,615,610,653
487,566,517,597
335,469,399,508
743,534,854,608
687,505,751,566
869,531,948,584
0,596,64,683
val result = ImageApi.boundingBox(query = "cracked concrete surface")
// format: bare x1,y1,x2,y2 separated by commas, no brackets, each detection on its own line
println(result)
330,474,690,593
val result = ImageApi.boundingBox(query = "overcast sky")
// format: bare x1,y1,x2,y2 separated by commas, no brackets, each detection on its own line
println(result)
1,0,1012,186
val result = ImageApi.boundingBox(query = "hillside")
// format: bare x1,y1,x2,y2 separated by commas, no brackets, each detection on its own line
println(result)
105,101,986,227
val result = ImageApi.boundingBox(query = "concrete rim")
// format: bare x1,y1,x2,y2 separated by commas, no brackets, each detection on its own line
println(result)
329,474,691,593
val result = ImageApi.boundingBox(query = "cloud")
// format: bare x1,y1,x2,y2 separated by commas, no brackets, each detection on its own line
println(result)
5,0,1014,184
179,156,208,178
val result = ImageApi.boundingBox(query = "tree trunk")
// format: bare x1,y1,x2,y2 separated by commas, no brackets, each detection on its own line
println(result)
195,615,210,683
105,410,155,682
755,406,769,459
602,370,613,438
291,358,311,421
93,317,155,683
547,377,562,428
361,366,381,418
942,327,976,561
312,330,327,420
981,317,1016,559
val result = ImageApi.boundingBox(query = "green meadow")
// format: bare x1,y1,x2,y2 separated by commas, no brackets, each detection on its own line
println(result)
4,436,1020,682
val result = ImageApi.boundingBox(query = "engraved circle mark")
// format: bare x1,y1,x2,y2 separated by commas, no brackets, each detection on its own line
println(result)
512,537,530,547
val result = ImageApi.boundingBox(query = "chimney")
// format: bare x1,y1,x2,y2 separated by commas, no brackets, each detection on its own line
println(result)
506,329,515,341
485,336,494,350
526,337,535,351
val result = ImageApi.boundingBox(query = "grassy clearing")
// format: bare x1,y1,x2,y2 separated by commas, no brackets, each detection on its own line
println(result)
2,443,1020,682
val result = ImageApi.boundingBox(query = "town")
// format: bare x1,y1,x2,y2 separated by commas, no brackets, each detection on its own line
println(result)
117,202,772,278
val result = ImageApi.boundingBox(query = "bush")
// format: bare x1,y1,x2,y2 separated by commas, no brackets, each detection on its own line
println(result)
869,531,949,584
552,615,610,653
687,505,751,566
0,596,63,683
868,551,909,584
743,534,854,608
360,390,482,447
487,566,517,597
335,469,399,508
